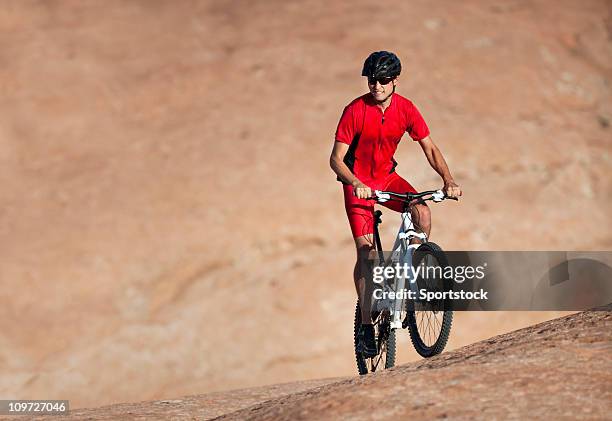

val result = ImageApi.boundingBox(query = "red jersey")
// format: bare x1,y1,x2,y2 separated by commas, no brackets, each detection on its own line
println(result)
335,93,430,185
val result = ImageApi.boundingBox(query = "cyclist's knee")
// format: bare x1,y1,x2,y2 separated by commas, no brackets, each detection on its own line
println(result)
414,202,430,212
354,235,374,260
413,203,431,221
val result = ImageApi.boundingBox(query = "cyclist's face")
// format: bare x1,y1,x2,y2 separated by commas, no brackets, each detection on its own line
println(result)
368,76,397,102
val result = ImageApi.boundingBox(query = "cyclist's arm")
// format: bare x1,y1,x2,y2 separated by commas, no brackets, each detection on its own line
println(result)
329,141,358,185
418,136,462,197
329,141,371,198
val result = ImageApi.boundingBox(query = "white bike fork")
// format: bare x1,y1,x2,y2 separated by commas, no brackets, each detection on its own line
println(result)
389,211,427,329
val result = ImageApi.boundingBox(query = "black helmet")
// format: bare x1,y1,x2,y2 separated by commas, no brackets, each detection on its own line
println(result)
361,51,401,79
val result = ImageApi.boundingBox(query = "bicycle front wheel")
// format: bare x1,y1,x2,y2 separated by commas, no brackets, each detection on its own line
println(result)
405,242,453,358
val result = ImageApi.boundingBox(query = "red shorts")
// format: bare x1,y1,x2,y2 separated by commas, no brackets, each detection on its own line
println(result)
343,172,417,238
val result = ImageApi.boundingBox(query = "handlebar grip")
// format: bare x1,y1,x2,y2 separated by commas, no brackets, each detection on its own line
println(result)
446,196,459,201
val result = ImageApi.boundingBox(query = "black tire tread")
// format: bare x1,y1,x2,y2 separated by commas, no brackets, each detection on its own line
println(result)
384,328,396,369
354,303,368,375
406,242,454,358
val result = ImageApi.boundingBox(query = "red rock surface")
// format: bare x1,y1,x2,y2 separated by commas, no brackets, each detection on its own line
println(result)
0,0,610,409
16,306,611,420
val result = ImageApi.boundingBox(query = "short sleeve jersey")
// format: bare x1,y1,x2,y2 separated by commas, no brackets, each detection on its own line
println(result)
335,93,430,185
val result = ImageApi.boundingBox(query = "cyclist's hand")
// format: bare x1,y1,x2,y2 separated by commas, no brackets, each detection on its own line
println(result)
443,180,462,199
352,180,372,199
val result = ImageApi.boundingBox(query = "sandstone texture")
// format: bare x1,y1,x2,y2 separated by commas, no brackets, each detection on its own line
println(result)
1,0,610,409
15,306,610,420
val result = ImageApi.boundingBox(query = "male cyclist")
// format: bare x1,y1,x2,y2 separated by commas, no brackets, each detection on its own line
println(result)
329,51,462,358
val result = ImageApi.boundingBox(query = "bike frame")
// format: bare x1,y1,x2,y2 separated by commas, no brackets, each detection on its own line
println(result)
373,208,424,329
372,188,455,329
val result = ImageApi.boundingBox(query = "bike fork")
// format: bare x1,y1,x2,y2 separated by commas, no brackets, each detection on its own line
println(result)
389,211,424,329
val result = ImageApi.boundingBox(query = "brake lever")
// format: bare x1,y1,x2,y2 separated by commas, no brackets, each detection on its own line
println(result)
431,190,445,202
373,190,390,202
433,189,459,201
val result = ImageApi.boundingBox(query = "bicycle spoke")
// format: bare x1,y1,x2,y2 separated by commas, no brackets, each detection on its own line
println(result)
415,309,444,348
426,311,433,345
434,312,442,332
418,312,424,340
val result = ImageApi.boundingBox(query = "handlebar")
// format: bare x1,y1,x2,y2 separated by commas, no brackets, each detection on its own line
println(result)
371,189,459,204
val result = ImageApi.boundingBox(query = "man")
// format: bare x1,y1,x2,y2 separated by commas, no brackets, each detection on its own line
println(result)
329,51,462,358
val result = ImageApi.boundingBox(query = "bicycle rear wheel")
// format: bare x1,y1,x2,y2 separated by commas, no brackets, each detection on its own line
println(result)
354,302,396,375
405,242,453,357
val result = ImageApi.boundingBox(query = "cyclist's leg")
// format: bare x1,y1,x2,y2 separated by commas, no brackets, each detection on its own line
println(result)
380,173,431,241
354,235,375,324
343,184,376,324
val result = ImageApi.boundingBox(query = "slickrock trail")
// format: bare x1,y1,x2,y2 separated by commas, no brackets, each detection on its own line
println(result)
2,0,610,409
26,306,610,420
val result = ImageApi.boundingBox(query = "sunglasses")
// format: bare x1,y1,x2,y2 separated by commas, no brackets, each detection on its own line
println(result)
367,76,395,85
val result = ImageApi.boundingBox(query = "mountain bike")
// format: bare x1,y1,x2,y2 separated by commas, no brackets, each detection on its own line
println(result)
354,189,457,375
